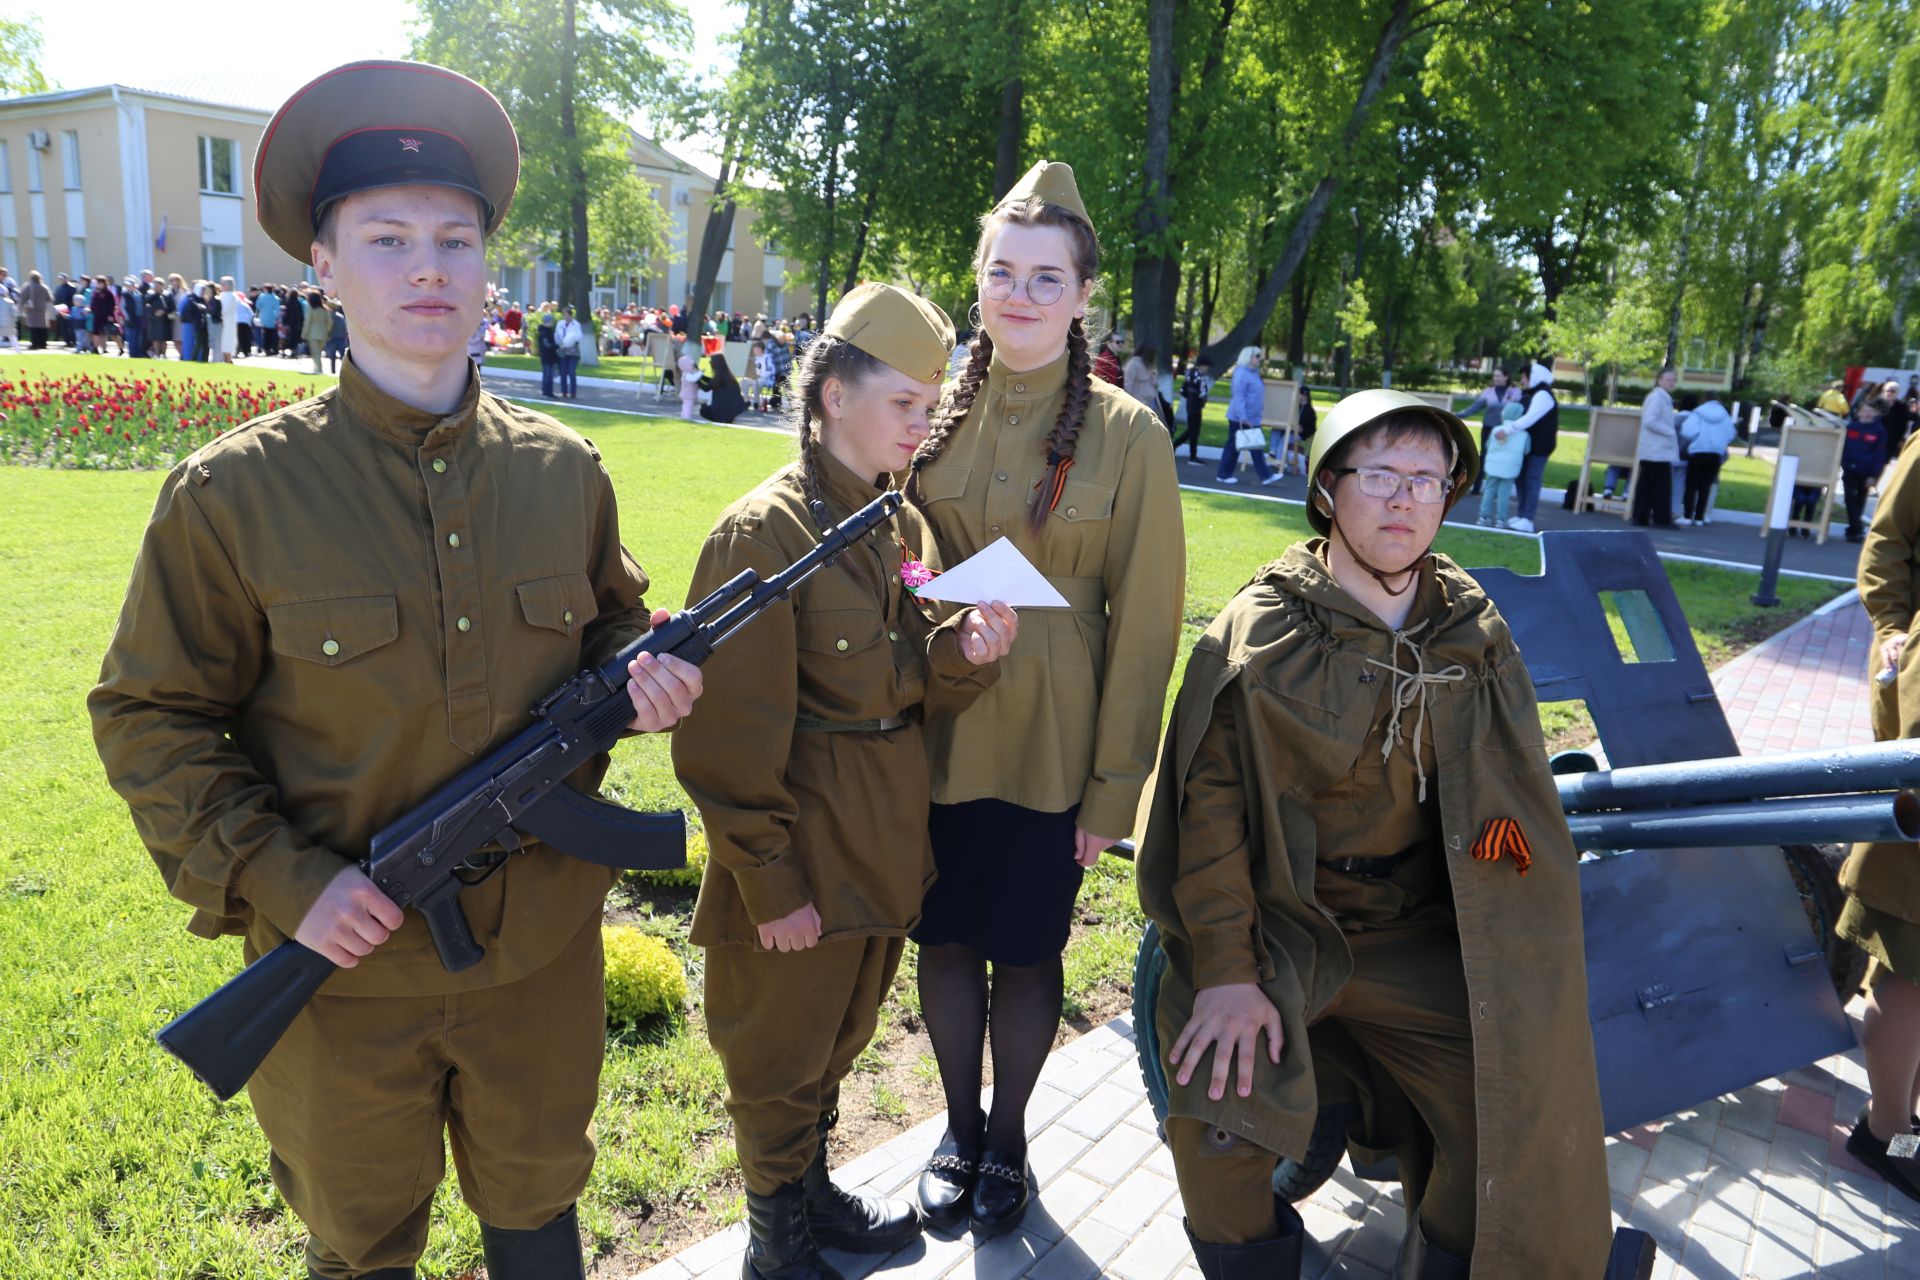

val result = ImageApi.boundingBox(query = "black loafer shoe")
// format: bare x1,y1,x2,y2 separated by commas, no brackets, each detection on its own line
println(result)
917,1111,983,1232
1845,1106,1920,1206
969,1148,1033,1238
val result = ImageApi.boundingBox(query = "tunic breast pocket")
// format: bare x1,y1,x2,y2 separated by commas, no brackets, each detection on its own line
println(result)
1028,474,1116,525
916,464,972,509
266,594,399,666
796,607,885,659
515,572,599,638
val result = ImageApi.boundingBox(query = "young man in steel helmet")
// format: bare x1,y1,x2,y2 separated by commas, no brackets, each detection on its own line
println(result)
1135,388,1615,1278
90,60,703,1279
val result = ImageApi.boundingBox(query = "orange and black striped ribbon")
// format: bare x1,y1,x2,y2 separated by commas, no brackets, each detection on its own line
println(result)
1035,456,1075,514
1471,817,1533,876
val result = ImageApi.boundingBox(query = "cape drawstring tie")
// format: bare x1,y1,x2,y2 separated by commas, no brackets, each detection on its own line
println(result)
1364,620,1467,803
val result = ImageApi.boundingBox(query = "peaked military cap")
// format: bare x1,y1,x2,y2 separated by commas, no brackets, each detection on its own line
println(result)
825,282,955,384
997,160,1091,227
254,60,519,261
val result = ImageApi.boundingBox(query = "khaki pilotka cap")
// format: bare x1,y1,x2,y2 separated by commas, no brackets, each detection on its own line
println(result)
254,60,520,261
825,282,955,384
997,160,1091,226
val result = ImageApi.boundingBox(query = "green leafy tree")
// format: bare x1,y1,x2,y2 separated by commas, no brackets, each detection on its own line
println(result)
0,17,50,97
411,0,689,312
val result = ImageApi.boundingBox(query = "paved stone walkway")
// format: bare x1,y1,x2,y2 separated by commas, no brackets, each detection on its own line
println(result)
633,596,1915,1280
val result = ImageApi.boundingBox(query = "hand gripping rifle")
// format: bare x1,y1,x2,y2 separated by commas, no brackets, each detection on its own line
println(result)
158,491,905,1100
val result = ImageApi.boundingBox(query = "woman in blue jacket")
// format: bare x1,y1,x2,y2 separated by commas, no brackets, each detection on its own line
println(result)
1214,346,1277,485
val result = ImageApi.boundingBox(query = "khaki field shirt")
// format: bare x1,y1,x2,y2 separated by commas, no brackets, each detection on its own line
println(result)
90,358,652,995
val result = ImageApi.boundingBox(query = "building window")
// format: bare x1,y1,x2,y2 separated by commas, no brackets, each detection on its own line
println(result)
203,244,240,285
26,145,42,193
765,285,782,319
543,267,559,302
198,136,240,196
710,282,730,314
2,238,16,274
60,131,81,189
638,275,653,307
68,238,86,276
0,140,10,193
33,237,50,276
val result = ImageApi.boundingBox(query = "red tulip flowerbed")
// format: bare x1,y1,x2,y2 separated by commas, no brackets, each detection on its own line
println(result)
2,371,301,469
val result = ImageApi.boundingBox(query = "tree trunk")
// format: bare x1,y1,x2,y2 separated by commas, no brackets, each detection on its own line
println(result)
840,108,896,296
1177,265,1199,361
561,0,591,315
1662,123,1712,368
1127,0,1178,374
687,119,743,339
1197,0,1413,370
991,1,1025,201
1198,259,1220,355
1287,273,1314,375
815,134,840,320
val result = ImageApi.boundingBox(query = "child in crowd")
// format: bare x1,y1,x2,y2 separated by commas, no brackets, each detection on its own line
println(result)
1843,398,1891,542
1479,400,1529,526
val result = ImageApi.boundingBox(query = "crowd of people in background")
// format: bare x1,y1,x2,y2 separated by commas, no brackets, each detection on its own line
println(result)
0,264,344,374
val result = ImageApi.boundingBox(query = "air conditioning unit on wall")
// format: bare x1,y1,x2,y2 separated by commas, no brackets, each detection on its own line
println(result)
27,130,51,150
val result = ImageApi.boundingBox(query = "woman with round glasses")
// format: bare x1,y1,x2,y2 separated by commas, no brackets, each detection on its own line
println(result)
1136,389,1613,1279
904,160,1185,1238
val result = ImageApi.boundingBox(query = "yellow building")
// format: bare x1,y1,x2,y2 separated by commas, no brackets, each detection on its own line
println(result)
0,82,307,287
496,132,793,319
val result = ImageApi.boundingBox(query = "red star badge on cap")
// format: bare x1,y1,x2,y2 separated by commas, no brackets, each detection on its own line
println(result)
398,137,423,153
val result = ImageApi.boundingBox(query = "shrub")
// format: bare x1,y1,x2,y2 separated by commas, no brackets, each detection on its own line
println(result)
603,925,688,1024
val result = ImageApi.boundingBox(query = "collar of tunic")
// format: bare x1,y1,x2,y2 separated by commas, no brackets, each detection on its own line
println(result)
337,354,482,446
986,347,1071,402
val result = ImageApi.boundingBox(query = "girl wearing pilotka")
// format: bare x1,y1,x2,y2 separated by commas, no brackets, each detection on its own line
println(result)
1136,390,1614,1279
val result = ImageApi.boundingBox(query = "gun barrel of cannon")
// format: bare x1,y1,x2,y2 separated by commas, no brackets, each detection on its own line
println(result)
1556,742,1920,814
1565,790,1920,852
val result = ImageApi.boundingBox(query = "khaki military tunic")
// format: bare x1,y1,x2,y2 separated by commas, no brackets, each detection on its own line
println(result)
1851,438,1920,980
914,349,1185,836
88,358,651,1275
674,450,998,1193
1137,543,1613,1278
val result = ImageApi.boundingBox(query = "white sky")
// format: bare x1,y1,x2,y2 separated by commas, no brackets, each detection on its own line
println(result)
25,1,740,167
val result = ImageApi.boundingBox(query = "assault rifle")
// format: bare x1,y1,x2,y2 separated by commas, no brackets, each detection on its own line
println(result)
158,491,905,1100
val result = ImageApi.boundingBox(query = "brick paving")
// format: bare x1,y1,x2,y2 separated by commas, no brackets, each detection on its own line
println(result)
630,543,1907,1280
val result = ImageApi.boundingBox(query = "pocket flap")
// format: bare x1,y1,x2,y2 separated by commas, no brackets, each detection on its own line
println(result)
516,573,599,636
795,607,885,657
267,595,399,665
1052,476,1116,522
916,464,972,504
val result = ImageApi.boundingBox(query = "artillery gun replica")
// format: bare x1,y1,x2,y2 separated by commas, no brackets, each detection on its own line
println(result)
1128,531,1905,1276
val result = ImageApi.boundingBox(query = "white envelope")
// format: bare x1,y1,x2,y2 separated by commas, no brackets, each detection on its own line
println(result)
914,537,1070,609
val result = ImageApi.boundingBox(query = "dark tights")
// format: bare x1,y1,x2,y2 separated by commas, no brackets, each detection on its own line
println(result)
917,942,1064,1152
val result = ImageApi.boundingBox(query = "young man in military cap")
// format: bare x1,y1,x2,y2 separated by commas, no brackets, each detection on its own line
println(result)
89,61,703,1280
1136,389,1616,1279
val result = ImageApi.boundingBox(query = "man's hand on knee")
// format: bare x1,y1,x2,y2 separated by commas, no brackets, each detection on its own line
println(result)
295,866,406,967
1169,983,1284,1101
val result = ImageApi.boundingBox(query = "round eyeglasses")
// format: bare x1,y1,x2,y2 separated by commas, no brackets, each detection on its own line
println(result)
982,268,1067,306
1331,466,1449,504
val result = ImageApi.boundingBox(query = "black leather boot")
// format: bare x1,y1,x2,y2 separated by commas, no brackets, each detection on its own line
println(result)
804,1126,922,1252
1183,1197,1305,1280
478,1204,586,1280
1604,1226,1658,1280
744,1181,845,1280
916,1109,983,1232
1395,1217,1469,1280
968,1147,1034,1238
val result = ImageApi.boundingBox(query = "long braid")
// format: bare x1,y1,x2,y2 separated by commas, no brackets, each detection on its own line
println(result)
789,334,886,533
907,330,994,507
1028,317,1092,534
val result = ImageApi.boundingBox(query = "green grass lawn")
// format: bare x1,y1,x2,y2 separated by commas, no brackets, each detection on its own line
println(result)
485,352,661,383
0,360,1841,1275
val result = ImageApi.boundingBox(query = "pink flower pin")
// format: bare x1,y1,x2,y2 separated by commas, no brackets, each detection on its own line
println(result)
900,559,936,592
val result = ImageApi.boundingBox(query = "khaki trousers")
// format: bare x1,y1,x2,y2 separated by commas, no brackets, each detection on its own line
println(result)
1170,914,1478,1261
250,914,605,1278
704,935,905,1194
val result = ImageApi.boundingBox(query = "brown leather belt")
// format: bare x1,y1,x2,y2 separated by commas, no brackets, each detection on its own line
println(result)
1319,843,1422,879
794,711,909,733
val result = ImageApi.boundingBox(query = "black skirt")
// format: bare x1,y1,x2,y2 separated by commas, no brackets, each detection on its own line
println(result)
911,799,1083,966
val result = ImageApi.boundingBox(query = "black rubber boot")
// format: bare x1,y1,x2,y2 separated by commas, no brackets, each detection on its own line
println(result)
1604,1226,1658,1280
916,1109,984,1233
744,1182,846,1280
1394,1216,1469,1280
478,1204,586,1280
803,1124,922,1252
1183,1197,1306,1280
